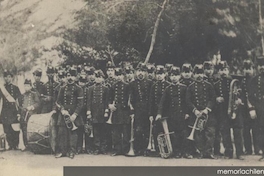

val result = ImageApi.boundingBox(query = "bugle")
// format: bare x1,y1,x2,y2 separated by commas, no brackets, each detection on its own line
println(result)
228,79,240,120
147,117,156,152
126,114,135,157
106,101,115,124
157,117,174,159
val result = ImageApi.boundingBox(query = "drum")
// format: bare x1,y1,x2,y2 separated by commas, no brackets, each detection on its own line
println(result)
0,125,7,151
27,112,55,154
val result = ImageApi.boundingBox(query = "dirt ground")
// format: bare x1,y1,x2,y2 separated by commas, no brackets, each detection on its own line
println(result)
0,150,263,176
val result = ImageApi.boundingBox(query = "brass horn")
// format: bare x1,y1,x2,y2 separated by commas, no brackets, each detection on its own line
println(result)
157,117,174,159
147,117,156,152
64,113,78,131
126,114,135,157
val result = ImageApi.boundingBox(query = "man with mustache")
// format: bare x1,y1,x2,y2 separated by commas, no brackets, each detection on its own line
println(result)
186,64,216,159
249,56,264,161
130,63,152,156
55,67,84,159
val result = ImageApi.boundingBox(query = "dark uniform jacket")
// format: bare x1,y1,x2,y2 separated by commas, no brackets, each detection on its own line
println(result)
41,80,59,113
130,79,152,124
32,81,45,113
186,80,216,126
80,85,89,121
149,80,170,117
158,82,188,130
249,74,264,126
180,78,193,87
18,90,40,118
56,83,84,126
87,83,109,124
0,83,21,124
214,76,232,118
105,77,116,88
109,80,130,124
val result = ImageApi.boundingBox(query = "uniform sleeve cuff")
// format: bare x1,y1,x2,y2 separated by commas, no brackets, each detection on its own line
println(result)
206,107,212,112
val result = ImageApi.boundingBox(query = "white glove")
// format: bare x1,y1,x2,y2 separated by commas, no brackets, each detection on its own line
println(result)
26,105,34,111
156,114,162,121
216,97,224,103
149,116,154,121
235,98,243,105
249,109,257,119
70,114,77,122
61,110,69,116
201,108,208,115
185,114,189,120
17,114,21,121
108,104,116,111
194,109,201,118
87,111,92,119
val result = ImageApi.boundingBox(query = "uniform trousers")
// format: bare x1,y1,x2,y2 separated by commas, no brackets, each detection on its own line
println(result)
93,123,107,152
112,124,129,154
242,105,260,154
3,124,19,148
57,125,78,154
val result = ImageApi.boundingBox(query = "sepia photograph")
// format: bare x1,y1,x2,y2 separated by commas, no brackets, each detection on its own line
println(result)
0,0,264,176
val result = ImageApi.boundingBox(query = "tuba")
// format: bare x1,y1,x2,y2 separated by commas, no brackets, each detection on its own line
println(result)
147,117,156,152
228,79,241,120
157,117,174,159
126,114,135,157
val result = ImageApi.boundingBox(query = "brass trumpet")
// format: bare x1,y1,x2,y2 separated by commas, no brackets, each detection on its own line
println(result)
187,113,208,141
106,101,115,124
126,114,135,157
147,117,156,152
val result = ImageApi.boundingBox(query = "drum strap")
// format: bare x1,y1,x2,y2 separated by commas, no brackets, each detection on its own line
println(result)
0,85,19,111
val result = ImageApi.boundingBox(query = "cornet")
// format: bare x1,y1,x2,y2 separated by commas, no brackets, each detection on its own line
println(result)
64,113,78,131
106,101,115,124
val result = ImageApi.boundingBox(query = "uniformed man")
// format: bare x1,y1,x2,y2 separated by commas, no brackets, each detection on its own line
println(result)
41,66,58,113
130,63,152,156
18,79,40,150
203,61,216,85
105,61,116,88
165,63,173,82
0,70,21,150
214,61,244,160
76,73,88,154
149,65,170,153
249,56,264,161
55,67,84,159
186,64,216,159
108,68,131,156
147,64,156,82
157,66,188,158
85,66,96,154
87,70,109,155
241,60,260,155
180,63,194,86
32,68,45,113
124,65,135,84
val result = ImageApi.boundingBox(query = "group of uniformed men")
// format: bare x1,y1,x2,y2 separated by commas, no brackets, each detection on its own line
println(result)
1,57,264,161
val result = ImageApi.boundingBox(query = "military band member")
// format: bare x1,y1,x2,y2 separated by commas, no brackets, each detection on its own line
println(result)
157,66,188,158
105,61,116,88
108,68,130,156
180,63,194,86
241,60,260,155
130,64,152,156
124,65,135,84
76,73,88,154
203,61,216,85
249,56,264,161
55,68,84,159
32,68,45,113
87,70,109,155
147,64,156,82
186,64,216,159
149,65,170,153
213,61,232,157
0,70,21,150
18,79,40,150
41,66,58,113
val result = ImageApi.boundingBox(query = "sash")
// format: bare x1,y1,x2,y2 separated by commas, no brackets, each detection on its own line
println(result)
0,85,18,113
